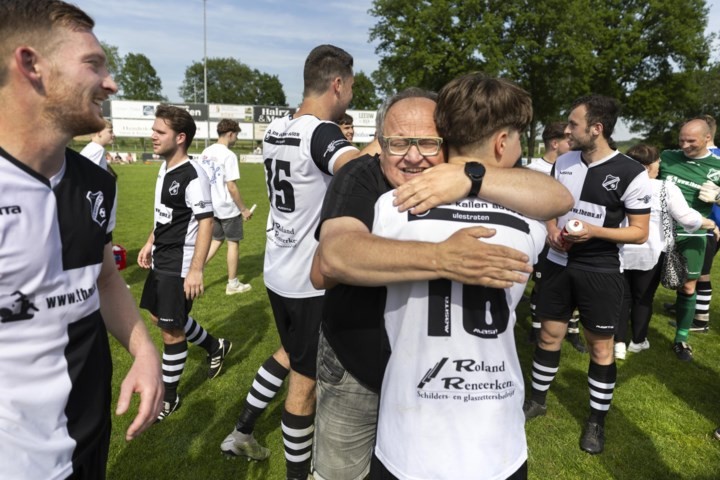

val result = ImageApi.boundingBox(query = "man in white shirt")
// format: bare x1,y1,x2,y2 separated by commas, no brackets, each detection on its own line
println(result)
199,119,254,295
79,119,114,170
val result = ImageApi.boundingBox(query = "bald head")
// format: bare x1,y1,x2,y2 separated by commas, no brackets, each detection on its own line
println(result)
679,119,712,159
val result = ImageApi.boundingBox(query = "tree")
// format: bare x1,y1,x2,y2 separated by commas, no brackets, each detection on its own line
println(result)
179,57,286,105
350,71,380,110
115,53,166,101
100,41,123,80
369,0,712,158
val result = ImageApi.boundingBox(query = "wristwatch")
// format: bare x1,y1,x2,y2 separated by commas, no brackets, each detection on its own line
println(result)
464,162,486,197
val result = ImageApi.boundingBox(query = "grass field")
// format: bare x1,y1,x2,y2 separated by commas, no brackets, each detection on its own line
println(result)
106,163,720,479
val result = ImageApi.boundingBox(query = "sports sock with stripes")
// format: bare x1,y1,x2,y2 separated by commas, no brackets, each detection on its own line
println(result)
162,341,187,402
587,361,616,426
674,291,697,343
183,316,219,354
530,346,561,405
694,280,711,325
282,409,315,480
235,355,290,434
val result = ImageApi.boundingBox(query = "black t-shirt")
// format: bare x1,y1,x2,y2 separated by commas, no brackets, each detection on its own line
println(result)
316,154,392,391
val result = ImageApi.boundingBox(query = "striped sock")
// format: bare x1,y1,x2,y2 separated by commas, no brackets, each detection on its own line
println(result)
530,347,561,405
162,341,187,402
588,361,616,426
282,409,314,480
183,316,218,353
236,355,289,434
694,280,711,324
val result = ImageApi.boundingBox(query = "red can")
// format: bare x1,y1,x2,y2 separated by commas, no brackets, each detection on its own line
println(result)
112,244,127,270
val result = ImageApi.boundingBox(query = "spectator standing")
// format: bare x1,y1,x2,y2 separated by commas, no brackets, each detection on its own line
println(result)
79,119,114,170
338,112,355,142
616,144,716,359
199,119,254,295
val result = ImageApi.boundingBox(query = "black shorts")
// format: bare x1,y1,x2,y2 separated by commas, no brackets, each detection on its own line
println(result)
535,262,623,335
532,244,550,284
267,288,323,379
701,233,718,276
139,270,193,330
67,421,110,479
369,454,527,479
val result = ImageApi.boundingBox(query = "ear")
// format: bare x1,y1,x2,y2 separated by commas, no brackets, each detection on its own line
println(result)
14,46,43,83
494,129,509,159
175,132,187,147
590,122,603,137
331,76,343,95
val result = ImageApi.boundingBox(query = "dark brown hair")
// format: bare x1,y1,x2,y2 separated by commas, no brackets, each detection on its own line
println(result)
156,105,197,145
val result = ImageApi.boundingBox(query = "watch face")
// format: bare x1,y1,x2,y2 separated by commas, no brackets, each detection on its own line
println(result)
466,162,485,179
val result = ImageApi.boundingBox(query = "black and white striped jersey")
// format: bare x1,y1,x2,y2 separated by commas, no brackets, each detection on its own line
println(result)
151,159,213,277
547,151,652,272
0,148,116,480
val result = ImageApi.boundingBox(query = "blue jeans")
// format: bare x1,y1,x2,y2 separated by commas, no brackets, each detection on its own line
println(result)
312,331,379,480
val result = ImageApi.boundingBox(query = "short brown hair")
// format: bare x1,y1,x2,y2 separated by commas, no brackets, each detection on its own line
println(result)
625,143,658,166
303,44,353,97
155,105,196,145
0,0,94,86
435,73,532,149
217,118,240,135
338,113,353,126
542,122,567,147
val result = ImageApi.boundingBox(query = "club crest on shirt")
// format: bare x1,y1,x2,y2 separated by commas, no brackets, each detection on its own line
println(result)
169,180,180,196
602,174,620,191
86,191,107,227
707,169,720,182
638,194,651,204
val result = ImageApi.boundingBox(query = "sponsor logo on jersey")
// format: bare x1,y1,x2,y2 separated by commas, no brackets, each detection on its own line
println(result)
0,291,38,323
324,139,347,158
638,194,651,204
559,170,572,175
707,169,720,182
86,191,107,227
416,357,515,401
602,174,620,191
194,200,212,209
0,205,22,215
169,180,180,196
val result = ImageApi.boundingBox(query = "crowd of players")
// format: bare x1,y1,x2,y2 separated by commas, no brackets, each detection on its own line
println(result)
4,1,720,480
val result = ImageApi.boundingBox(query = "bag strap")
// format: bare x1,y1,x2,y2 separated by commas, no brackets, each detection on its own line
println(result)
660,180,677,249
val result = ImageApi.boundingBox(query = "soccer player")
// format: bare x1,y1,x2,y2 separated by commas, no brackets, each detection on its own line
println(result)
198,118,254,295
659,117,720,360
525,94,651,455
220,44,378,479
0,1,162,478
369,73,548,479
310,87,573,480
138,105,231,422
79,119,114,170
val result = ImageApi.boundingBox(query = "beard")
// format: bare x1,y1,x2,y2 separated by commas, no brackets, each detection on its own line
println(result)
43,73,106,137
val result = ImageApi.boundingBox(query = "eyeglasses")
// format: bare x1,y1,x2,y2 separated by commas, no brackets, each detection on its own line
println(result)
381,136,444,156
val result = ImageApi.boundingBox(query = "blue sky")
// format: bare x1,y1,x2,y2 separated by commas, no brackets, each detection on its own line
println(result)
75,0,720,139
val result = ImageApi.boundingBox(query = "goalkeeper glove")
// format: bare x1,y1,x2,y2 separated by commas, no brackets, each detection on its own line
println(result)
698,180,720,204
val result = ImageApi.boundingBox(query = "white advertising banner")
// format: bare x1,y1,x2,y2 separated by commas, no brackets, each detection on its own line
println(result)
111,101,160,119
209,104,254,122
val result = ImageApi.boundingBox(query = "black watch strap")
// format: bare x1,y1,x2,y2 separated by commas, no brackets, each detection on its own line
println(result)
464,162,485,197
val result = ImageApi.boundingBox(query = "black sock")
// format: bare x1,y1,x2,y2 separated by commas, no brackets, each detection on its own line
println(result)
282,409,315,480
162,341,187,402
530,347,561,405
587,361,616,426
236,355,290,433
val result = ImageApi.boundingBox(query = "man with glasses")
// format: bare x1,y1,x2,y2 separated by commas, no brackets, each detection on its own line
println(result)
310,86,573,480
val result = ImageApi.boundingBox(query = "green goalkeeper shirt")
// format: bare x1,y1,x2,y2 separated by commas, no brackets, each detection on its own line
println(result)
659,149,720,218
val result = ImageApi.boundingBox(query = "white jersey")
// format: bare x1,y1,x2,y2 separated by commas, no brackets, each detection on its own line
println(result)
372,193,546,480
79,141,108,170
262,114,356,298
151,159,214,277
526,157,554,175
0,148,116,480
198,143,242,219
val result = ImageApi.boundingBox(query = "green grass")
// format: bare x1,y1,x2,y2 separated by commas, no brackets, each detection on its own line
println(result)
107,163,720,479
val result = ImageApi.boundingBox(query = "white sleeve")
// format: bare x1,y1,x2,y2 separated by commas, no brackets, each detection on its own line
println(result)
667,182,703,233
186,168,214,218
224,152,240,182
